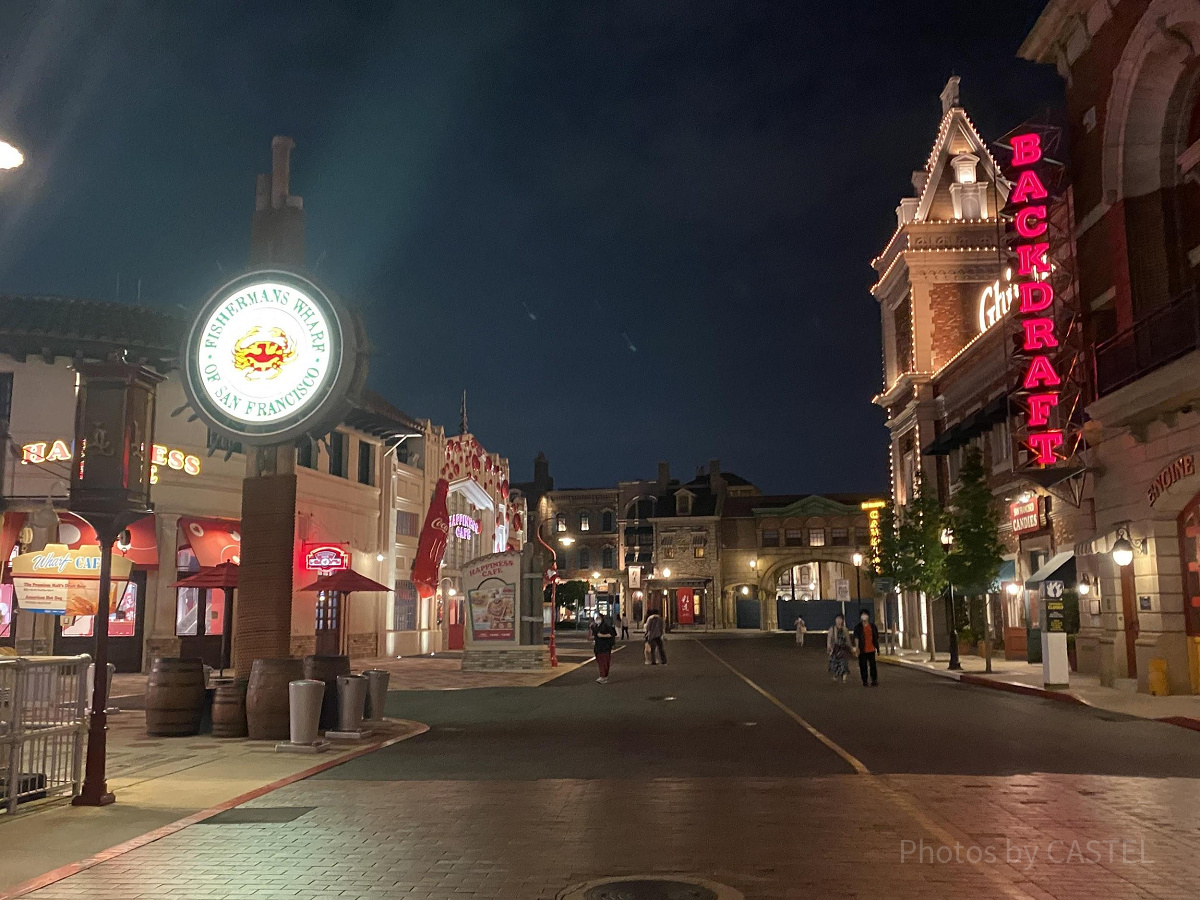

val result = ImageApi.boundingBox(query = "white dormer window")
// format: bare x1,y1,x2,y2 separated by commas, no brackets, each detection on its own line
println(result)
951,152,979,184
676,490,693,516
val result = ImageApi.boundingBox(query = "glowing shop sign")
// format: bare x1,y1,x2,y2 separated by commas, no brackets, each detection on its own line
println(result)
303,543,351,573
22,439,201,482
10,543,133,616
449,513,480,540
1009,133,1062,467
861,499,885,569
978,267,1050,335
1009,496,1042,535
182,270,362,445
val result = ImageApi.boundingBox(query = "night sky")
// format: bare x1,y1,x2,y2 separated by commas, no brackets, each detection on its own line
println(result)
0,2,1061,493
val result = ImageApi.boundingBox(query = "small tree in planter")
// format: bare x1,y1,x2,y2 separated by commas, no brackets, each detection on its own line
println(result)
947,446,1005,673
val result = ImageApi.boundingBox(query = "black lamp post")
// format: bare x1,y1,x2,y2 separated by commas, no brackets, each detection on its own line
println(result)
70,360,162,807
940,528,961,672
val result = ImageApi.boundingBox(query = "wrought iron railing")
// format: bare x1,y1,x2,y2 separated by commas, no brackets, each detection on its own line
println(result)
1094,286,1200,396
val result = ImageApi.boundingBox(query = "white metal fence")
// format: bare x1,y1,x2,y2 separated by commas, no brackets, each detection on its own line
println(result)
0,655,90,814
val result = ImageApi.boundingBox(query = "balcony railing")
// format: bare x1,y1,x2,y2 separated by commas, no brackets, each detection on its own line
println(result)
1095,286,1200,396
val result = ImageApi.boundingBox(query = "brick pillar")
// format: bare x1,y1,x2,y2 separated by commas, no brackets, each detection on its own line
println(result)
233,469,297,676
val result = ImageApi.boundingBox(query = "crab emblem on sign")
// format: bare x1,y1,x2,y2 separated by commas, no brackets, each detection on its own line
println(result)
232,326,297,380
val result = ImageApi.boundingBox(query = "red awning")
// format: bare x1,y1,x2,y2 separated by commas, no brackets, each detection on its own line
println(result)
171,561,240,589
297,569,391,594
58,512,158,568
179,517,241,567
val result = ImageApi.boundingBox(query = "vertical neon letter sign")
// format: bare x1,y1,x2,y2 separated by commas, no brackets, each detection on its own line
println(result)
1010,133,1063,466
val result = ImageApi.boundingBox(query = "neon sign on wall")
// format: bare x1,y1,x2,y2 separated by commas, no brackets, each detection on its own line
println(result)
978,267,1050,335
1009,133,1062,466
449,513,480,540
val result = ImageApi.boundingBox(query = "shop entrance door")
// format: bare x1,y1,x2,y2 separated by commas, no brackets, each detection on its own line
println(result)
56,571,147,673
448,597,464,650
177,586,226,668
315,590,342,656
1120,564,1139,679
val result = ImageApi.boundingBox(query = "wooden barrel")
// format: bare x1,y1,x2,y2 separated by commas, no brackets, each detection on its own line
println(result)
303,655,350,731
211,678,249,738
145,658,206,737
246,658,303,740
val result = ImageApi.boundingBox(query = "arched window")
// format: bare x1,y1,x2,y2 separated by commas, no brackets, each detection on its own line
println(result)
578,546,591,570
579,510,591,532
601,509,615,532
602,546,616,569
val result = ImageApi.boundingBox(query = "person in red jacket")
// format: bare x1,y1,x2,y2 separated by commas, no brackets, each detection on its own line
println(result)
853,610,880,686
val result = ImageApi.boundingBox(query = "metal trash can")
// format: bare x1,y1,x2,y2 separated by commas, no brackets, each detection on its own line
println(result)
336,674,367,732
362,669,389,721
85,662,115,712
288,679,325,745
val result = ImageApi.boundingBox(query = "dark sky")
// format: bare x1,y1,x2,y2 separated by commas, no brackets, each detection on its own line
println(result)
0,1,1061,494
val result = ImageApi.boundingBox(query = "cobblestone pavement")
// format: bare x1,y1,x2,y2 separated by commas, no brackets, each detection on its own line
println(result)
20,635,1200,900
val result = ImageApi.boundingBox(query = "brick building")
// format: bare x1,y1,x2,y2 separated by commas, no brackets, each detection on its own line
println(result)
1021,0,1200,693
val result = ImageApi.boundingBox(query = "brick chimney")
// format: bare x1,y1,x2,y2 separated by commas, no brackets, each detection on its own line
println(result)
250,136,305,267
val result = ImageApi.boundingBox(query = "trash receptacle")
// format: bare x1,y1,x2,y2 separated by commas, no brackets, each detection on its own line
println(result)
288,679,325,745
336,674,367,732
1149,658,1170,696
362,669,389,721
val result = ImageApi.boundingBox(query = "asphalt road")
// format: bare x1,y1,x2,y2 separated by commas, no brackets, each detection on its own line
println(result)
332,633,1200,781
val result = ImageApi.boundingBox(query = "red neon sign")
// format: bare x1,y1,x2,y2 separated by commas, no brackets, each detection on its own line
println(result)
303,543,351,573
1010,132,1063,467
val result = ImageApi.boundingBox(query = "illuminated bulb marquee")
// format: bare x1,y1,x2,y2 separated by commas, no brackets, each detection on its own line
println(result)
21,439,201,483
1009,133,1063,467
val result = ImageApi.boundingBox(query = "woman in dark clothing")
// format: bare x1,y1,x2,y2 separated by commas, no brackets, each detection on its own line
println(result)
591,614,617,684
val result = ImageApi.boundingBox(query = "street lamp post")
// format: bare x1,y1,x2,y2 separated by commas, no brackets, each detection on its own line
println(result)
535,523,560,667
940,528,961,671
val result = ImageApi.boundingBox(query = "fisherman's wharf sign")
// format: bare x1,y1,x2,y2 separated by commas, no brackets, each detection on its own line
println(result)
183,270,364,444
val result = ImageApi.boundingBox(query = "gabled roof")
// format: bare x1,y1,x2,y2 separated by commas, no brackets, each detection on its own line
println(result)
722,493,883,519
913,103,1007,223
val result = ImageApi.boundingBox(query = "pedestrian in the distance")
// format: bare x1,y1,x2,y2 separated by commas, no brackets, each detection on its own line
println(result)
592,613,617,684
853,609,880,687
620,615,630,640
827,614,852,683
795,616,807,647
644,609,667,665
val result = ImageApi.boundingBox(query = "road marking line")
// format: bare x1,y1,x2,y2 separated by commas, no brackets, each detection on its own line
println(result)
697,641,1036,900
696,639,868,774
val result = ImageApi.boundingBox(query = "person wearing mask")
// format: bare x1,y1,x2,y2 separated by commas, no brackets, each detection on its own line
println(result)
827,614,852,683
644,609,667,665
853,609,880,687
592,613,617,684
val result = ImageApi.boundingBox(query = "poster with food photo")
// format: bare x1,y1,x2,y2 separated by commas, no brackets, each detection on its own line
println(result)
463,550,521,642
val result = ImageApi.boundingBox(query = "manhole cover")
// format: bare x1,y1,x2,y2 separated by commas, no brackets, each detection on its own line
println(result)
584,880,716,900
560,876,742,900
200,806,316,824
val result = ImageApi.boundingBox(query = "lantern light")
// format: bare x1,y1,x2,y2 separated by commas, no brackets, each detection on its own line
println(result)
1006,582,1020,596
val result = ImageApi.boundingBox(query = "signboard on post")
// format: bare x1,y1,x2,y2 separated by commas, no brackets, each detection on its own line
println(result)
463,550,521,643
835,579,851,603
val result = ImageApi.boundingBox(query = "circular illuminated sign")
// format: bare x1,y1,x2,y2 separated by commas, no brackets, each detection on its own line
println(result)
183,270,362,444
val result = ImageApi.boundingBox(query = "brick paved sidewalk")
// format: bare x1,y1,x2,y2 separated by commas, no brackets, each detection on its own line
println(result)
109,652,586,702
0,707,426,895
881,650,1200,726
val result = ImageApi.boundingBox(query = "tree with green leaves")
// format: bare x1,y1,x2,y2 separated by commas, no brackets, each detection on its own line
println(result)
544,579,589,610
946,445,1005,670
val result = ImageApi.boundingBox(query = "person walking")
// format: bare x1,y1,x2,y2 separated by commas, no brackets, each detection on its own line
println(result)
795,616,807,647
620,615,630,640
827,614,852,683
592,613,617,684
644,609,667,665
853,609,880,687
